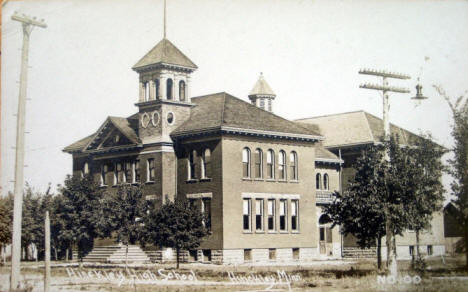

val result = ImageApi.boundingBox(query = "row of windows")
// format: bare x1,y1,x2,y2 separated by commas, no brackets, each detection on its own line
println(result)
242,148,298,181
316,173,330,190
244,248,301,262
187,149,211,180
409,245,433,256
95,159,157,186
243,198,299,232
255,98,272,112
143,79,186,101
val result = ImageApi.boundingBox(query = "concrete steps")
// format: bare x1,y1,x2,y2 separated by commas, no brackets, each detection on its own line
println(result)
83,245,150,263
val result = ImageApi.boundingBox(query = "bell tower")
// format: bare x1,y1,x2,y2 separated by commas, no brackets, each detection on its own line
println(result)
248,72,276,112
132,38,197,144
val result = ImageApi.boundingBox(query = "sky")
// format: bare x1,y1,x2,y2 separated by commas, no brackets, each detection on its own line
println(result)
2,0,468,201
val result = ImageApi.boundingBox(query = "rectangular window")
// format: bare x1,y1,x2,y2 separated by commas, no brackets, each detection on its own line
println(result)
114,163,121,185
267,199,275,231
267,150,274,179
254,150,262,178
292,248,300,260
133,160,140,183
326,227,332,243
291,200,298,231
124,162,132,183
244,249,252,262
189,151,196,179
202,198,211,231
255,199,264,231
427,245,433,255
409,246,414,256
101,164,108,185
290,152,297,180
242,149,250,178
278,152,286,180
269,248,276,261
279,199,287,231
147,158,155,182
319,227,325,241
243,199,251,231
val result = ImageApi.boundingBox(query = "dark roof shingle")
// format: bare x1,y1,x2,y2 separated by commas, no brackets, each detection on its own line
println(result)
172,92,322,138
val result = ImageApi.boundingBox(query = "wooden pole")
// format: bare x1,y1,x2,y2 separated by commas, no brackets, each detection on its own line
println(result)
10,13,46,291
44,211,50,292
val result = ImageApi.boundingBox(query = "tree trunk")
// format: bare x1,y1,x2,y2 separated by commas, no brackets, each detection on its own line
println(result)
176,247,180,269
385,207,397,277
377,236,382,270
125,243,129,270
416,229,420,260
465,224,468,269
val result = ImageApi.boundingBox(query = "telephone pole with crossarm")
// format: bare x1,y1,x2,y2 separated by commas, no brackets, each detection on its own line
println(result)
10,12,46,291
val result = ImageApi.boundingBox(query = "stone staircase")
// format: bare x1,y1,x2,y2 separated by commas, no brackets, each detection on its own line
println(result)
83,245,150,263
343,247,377,258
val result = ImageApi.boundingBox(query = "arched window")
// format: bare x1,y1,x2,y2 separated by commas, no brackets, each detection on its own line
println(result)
290,151,297,180
319,214,332,225
188,150,196,179
144,81,150,101
242,148,251,178
254,149,263,178
179,80,186,101
166,78,173,100
316,173,322,189
201,148,211,178
267,149,275,179
323,173,329,190
278,150,286,180
154,79,160,99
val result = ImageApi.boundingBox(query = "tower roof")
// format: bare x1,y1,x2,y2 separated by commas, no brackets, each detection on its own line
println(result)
249,73,276,97
132,38,197,72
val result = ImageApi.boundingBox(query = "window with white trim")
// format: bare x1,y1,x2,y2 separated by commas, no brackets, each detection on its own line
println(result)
323,173,329,190
267,199,275,231
243,199,251,231
147,159,155,182
267,149,275,179
290,151,298,180
291,200,299,231
202,198,211,231
201,148,211,179
254,149,263,178
316,173,321,189
124,162,131,183
255,199,264,231
242,148,251,178
278,151,286,180
188,150,196,179
279,199,287,231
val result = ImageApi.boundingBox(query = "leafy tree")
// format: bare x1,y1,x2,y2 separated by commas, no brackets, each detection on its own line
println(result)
57,174,104,259
434,85,468,267
325,135,441,272
324,144,387,269
406,134,445,258
0,194,13,264
98,185,147,266
143,199,209,269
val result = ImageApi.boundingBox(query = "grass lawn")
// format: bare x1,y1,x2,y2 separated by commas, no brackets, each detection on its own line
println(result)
0,256,467,291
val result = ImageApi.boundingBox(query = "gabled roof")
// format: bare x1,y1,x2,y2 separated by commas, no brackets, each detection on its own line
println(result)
249,73,276,97
132,38,197,71
295,110,422,148
63,115,140,153
171,92,322,140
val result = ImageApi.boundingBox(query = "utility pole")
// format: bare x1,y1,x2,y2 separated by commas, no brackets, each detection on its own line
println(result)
10,12,46,291
358,68,410,277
